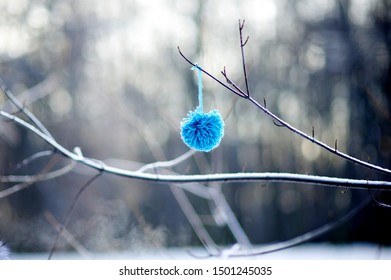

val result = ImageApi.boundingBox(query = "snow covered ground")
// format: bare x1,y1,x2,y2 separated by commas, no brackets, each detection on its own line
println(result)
10,243,391,260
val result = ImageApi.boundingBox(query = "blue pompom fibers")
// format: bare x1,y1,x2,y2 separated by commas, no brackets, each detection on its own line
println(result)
180,108,224,152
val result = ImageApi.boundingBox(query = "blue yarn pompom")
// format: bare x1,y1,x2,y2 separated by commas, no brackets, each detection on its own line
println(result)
181,107,224,152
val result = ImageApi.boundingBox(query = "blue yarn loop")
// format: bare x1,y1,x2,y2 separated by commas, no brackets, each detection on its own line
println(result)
180,65,224,152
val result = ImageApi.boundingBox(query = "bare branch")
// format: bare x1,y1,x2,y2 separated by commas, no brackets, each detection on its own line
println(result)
137,150,196,173
221,67,248,98
44,211,92,259
247,95,391,175
4,150,54,174
0,74,60,112
170,186,220,255
209,185,252,247
368,190,391,208
0,78,54,139
1,110,391,190
224,196,371,257
239,19,250,98
0,154,75,199
178,24,391,176
178,47,245,98
0,162,75,198
48,172,102,259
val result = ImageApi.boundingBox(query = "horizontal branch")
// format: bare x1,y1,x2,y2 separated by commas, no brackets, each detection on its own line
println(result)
1,110,390,191
108,171,391,190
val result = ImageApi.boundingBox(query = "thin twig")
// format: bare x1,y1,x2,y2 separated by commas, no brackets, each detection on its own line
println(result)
170,186,220,255
0,74,60,113
0,154,74,199
0,162,75,198
0,78,54,139
224,196,371,257
178,47,246,98
137,150,196,173
209,185,252,247
239,19,250,98
221,67,249,97
3,150,54,175
368,190,391,208
1,160,75,184
44,211,92,259
48,172,102,259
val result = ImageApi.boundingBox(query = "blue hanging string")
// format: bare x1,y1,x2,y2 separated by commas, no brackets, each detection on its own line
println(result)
180,64,225,152
192,65,203,113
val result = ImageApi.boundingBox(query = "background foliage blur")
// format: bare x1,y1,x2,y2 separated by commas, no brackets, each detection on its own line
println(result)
0,0,390,255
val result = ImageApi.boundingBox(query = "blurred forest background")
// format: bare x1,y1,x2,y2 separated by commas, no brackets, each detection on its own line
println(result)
0,0,391,257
